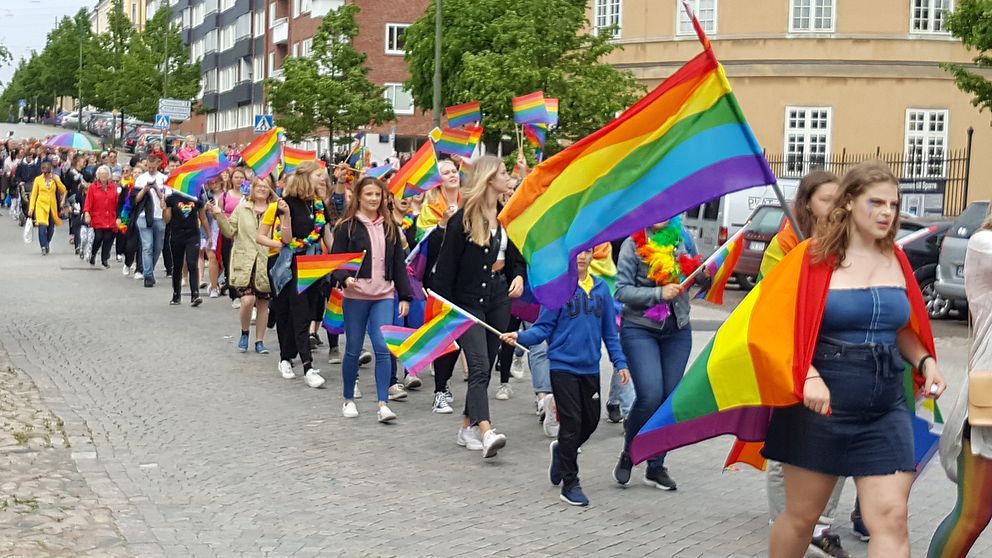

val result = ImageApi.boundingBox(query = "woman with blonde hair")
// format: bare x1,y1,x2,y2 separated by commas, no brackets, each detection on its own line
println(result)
212,174,277,354
433,155,526,458
416,158,460,237
219,167,248,307
177,135,200,163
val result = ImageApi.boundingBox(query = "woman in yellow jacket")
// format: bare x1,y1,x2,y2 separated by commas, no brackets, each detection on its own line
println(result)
28,161,67,255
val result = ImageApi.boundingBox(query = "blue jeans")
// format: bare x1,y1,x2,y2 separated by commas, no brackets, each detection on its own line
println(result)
608,367,635,416
342,297,394,402
621,319,692,468
520,322,551,394
37,223,54,250
137,217,165,280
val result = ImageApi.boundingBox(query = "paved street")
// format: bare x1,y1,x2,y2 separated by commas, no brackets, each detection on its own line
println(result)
0,121,988,557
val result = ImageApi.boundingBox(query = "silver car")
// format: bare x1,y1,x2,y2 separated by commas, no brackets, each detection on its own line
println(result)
935,200,990,311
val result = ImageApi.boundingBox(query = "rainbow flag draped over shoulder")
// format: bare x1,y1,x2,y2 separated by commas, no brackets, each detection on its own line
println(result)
445,101,481,128
283,146,317,175
242,127,282,178
296,252,364,294
695,226,746,305
434,128,476,158
388,141,442,198
630,241,937,465
165,149,229,200
758,219,799,281
322,288,344,334
499,10,775,310
381,296,473,376
512,91,548,125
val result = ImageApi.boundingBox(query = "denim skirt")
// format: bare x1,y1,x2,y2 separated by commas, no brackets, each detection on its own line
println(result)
762,337,915,477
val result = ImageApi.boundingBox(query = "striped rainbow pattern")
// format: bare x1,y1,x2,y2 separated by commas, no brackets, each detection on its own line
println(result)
283,146,317,175
364,164,393,179
322,288,344,334
498,19,775,310
295,252,365,294
926,437,992,557
512,91,548,125
695,227,745,305
445,101,481,128
523,123,547,151
388,141,442,198
434,127,476,158
465,124,483,145
165,149,229,200
381,299,473,376
242,127,282,178
544,98,559,128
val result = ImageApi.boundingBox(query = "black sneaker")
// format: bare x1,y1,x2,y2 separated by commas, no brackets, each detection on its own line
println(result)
170,294,181,305
549,441,562,486
612,452,633,486
606,403,623,423
101,261,110,268
191,297,203,307
144,277,154,288
88,255,95,266
359,350,373,367
851,504,870,541
309,333,322,348
644,465,677,491
810,533,851,558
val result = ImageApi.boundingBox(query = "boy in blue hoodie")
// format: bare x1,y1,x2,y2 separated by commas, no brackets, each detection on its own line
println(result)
502,249,628,506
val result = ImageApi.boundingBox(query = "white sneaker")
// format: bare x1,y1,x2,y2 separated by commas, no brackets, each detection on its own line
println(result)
536,395,546,418
354,380,362,399
482,429,507,458
388,384,408,401
377,405,397,423
444,388,454,403
250,307,257,325
403,375,422,390
209,287,220,298
543,394,560,438
303,369,325,388
456,426,484,450
510,355,526,379
432,392,453,414
278,360,295,379
342,401,359,418
232,298,241,309
495,383,512,400
122,264,130,276
134,272,144,281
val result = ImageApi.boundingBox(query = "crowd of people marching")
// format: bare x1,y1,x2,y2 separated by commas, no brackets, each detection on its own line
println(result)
4,133,992,558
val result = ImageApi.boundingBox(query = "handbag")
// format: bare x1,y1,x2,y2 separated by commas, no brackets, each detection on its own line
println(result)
968,313,992,426
22,217,33,244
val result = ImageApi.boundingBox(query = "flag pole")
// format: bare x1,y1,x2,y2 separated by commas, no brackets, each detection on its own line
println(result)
772,181,804,242
678,221,749,290
426,289,530,354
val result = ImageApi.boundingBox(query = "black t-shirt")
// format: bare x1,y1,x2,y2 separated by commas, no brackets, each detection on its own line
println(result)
285,196,317,240
166,193,203,234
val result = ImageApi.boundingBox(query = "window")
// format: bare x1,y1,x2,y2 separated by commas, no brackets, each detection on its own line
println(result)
783,106,831,177
268,52,275,77
383,83,414,116
238,105,252,129
204,68,218,93
678,0,717,35
253,55,264,82
912,0,952,33
190,40,204,62
239,58,251,83
292,42,300,58
132,3,137,22
219,65,236,92
269,3,276,26
790,0,834,32
206,113,216,135
235,13,251,40
191,3,205,27
385,23,410,54
593,0,622,38
301,38,314,57
204,29,217,53
219,25,235,51
204,0,218,15
220,0,235,12
905,109,949,178
254,10,266,37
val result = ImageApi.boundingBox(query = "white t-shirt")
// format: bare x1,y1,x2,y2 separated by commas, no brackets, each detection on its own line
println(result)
134,171,168,220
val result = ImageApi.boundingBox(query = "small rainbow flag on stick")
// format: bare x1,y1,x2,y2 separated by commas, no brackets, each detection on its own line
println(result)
434,128,476,158
512,91,548,125
522,123,547,151
296,252,365,294
242,127,282,178
165,149,229,200
381,294,474,376
445,101,482,128
364,164,393,179
283,146,317,175
694,225,746,305
544,98,559,128
466,124,484,146
388,141,443,198
322,288,345,334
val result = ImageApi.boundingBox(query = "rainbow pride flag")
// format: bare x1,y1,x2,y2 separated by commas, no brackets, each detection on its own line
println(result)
465,124,484,145
165,149,229,200
523,123,547,151
544,98,559,128
296,252,364,294
381,296,473,376
758,219,799,281
283,146,317,175
434,128,476,158
512,91,548,125
364,164,393,179
498,13,775,310
388,141,442,198
242,127,282,178
322,288,344,334
445,101,482,128
695,226,746,305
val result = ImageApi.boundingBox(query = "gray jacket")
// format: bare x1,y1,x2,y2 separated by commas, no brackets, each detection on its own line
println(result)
615,235,699,331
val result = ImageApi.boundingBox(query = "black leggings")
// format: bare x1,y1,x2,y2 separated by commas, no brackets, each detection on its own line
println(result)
495,314,522,384
460,295,512,425
274,272,320,372
125,226,142,271
221,236,237,300
170,232,200,299
90,228,115,264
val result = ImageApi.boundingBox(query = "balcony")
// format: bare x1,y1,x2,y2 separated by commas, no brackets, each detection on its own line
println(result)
271,18,288,45
311,0,345,17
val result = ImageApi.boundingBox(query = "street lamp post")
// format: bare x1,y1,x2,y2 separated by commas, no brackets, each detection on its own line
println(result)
432,0,442,128
78,25,83,132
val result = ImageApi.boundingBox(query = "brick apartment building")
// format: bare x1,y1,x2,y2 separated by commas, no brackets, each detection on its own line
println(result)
150,0,433,160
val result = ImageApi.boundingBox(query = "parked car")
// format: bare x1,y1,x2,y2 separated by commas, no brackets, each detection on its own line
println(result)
733,204,786,290
124,127,159,153
683,180,800,256
897,216,954,319
936,200,991,315
137,133,183,155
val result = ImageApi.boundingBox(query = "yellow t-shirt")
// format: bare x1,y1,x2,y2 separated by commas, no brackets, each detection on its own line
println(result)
261,202,282,257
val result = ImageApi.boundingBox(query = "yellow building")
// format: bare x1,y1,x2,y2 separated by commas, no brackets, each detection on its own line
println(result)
589,0,992,215
92,0,149,34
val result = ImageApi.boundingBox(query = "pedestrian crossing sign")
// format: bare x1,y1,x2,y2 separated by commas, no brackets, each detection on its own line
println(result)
254,115,273,134
154,114,171,130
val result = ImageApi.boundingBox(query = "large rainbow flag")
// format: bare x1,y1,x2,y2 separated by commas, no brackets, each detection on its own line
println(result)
296,252,364,294
388,141,442,198
498,10,776,310
283,146,317,175
322,288,344,334
165,149,229,200
695,226,746,305
242,127,282,178
381,296,473,376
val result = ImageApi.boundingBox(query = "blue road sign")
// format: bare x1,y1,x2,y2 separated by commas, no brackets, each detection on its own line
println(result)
154,114,171,129
254,115,273,134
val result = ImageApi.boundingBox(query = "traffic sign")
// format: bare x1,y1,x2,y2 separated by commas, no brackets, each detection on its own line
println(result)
157,98,191,121
154,114,171,130
254,114,273,134
18,99,26,108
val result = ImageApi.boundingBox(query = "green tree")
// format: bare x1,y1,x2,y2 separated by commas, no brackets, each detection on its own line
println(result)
945,0,992,116
37,10,95,107
403,0,643,154
266,4,395,146
81,0,134,115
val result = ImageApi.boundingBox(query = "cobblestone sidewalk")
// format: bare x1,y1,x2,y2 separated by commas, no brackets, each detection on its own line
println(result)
0,351,131,558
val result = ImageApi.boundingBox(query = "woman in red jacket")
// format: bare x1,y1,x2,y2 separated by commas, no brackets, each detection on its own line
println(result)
83,165,119,267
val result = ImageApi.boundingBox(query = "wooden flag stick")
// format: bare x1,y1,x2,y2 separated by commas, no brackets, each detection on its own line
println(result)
426,289,530,354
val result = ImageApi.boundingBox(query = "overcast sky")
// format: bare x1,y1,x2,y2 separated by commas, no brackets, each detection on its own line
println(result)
0,0,94,87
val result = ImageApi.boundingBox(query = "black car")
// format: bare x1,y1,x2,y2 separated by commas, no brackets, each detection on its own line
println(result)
897,216,954,319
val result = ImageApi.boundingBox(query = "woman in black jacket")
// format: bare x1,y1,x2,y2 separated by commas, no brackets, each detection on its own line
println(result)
433,155,525,458
332,176,412,423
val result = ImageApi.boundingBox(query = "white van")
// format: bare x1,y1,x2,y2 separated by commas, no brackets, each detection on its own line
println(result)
682,180,799,256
